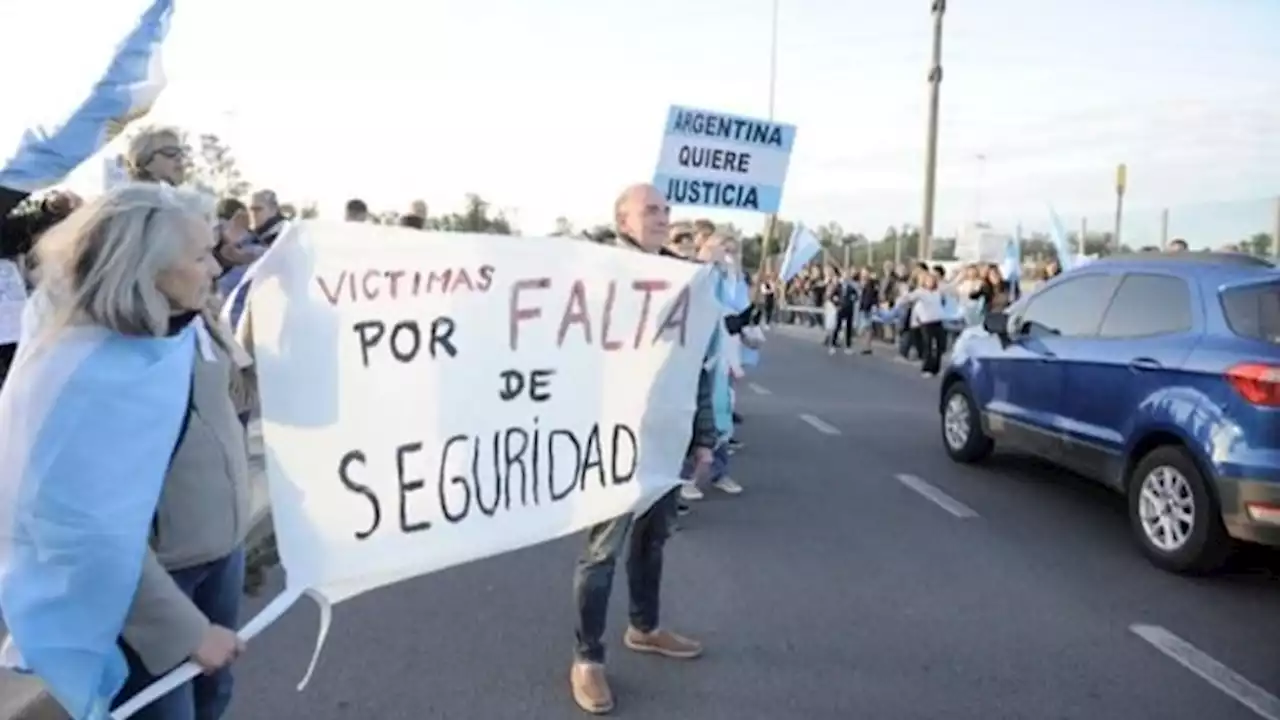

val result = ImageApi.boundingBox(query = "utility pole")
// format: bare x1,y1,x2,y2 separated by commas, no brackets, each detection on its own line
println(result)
920,0,946,262
1272,196,1280,261
759,0,781,275
1159,208,1169,250
1113,162,1127,251
1079,218,1088,256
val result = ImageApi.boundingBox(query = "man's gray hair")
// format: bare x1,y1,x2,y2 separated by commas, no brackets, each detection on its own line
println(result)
252,189,278,210
34,183,212,337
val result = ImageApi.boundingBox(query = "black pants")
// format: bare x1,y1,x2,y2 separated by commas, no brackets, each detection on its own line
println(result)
763,296,776,323
920,321,945,374
828,311,854,348
0,343,14,390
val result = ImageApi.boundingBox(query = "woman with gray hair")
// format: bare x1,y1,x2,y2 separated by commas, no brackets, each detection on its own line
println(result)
125,126,187,186
5,183,254,720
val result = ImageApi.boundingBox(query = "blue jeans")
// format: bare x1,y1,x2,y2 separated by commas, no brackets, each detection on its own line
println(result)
113,548,245,720
573,490,678,663
681,445,729,483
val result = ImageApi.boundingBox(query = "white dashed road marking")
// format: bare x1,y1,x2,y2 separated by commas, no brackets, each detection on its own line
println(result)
748,382,772,396
894,473,979,518
1130,624,1280,720
798,413,841,435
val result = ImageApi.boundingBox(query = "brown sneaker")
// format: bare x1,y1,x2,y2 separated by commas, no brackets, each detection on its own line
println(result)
622,626,703,659
570,662,615,715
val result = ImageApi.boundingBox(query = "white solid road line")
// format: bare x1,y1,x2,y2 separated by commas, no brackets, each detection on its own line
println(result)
1130,624,1280,720
798,413,841,435
748,382,772,396
894,474,979,518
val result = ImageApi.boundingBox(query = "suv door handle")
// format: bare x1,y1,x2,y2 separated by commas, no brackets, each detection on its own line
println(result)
1129,357,1162,372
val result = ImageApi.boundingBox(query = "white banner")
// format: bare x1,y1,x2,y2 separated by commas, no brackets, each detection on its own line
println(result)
117,222,719,711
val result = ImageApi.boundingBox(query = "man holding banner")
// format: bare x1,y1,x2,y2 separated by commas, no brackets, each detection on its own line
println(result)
571,183,713,715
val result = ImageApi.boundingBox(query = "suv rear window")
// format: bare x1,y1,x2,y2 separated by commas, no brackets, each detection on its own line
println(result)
1221,282,1280,342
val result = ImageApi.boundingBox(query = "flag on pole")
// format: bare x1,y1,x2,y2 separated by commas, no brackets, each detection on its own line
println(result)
0,0,174,194
1048,206,1076,271
1001,225,1023,290
778,223,821,282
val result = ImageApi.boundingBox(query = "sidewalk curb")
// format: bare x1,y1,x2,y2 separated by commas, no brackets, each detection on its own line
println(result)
0,429,270,720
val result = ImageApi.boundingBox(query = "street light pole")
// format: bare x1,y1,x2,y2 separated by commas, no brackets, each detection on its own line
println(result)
759,0,781,277
973,153,986,225
920,0,946,262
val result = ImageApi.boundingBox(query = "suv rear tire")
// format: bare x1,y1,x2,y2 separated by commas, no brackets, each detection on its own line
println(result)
1127,445,1231,574
941,381,993,463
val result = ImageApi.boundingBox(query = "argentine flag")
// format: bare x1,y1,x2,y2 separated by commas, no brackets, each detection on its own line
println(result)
1001,226,1023,297
0,0,174,194
778,223,821,282
1047,206,1077,271
0,324,196,719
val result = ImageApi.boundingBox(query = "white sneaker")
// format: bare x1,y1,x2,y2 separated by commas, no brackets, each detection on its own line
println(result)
843,347,854,356
713,477,744,495
680,482,704,501
828,347,836,356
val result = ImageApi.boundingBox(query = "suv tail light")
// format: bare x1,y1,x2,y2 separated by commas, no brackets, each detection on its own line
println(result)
1225,363,1280,406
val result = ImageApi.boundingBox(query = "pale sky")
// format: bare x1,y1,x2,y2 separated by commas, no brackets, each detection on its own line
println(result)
3,0,1278,247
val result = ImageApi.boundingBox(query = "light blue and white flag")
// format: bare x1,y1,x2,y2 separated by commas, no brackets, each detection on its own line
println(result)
1000,225,1023,288
1047,206,1076,271
0,0,174,194
0,324,195,719
733,275,760,367
778,223,821,283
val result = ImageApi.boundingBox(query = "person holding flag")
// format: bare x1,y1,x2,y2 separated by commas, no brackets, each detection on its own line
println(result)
777,222,822,286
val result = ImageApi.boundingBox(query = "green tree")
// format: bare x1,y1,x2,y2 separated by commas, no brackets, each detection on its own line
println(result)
1245,232,1272,257
552,216,574,237
431,194,513,235
182,132,250,198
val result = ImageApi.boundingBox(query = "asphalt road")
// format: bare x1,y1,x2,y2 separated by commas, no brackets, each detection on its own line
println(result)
227,325,1280,720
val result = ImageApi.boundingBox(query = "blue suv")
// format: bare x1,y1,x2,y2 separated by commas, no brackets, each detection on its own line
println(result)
939,253,1280,574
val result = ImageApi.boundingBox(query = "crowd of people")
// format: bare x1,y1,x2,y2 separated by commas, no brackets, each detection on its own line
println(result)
5,122,1222,720
0,125,783,718
746,257,1048,376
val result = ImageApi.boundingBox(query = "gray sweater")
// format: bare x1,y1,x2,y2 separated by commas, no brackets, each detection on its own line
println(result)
121,326,252,674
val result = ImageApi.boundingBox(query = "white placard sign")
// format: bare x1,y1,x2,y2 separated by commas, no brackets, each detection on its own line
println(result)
246,222,715,680
653,105,796,214
0,260,28,345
